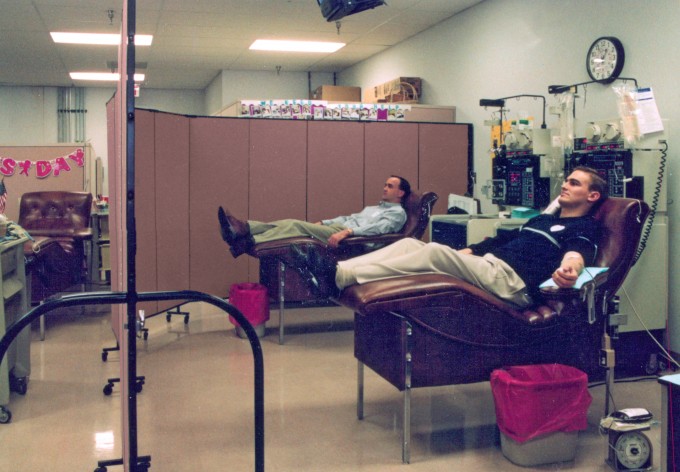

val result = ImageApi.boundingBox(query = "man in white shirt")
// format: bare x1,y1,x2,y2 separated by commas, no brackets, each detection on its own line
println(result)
218,175,410,258
289,167,607,307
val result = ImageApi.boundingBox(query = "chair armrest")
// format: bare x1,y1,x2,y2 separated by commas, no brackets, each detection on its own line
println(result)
249,233,407,259
539,271,610,322
26,228,93,241
539,270,609,299
338,233,403,247
334,233,404,257
72,228,93,240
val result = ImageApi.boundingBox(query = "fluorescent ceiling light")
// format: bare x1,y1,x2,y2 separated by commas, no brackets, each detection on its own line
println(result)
70,72,145,82
51,32,153,46
249,39,344,53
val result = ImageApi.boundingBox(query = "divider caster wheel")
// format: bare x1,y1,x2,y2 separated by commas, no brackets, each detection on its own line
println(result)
0,406,12,424
103,382,114,396
10,376,28,395
136,379,145,393
166,313,172,322
102,351,108,362
184,314,189,324
94,467,107,472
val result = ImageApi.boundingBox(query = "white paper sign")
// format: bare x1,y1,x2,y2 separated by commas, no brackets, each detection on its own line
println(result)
636,87,664,134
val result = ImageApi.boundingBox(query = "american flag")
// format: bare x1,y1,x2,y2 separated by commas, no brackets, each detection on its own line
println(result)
0,179,6,215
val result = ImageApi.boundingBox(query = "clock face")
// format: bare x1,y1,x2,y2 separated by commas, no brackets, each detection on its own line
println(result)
615,431,651,469
587,37,625,84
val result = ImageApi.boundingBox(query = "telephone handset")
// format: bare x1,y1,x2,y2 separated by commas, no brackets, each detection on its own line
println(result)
542,197,561,215
610,408,653,423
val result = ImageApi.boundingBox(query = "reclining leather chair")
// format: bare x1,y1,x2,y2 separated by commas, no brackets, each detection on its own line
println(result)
19,191,93,310
335,197,650,463
248,190,439,344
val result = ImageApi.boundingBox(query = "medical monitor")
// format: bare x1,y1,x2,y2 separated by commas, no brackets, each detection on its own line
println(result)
317,0,386,21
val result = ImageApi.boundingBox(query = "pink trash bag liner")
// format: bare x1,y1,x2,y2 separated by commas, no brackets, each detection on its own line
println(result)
228,283,270,328
490,364,592,443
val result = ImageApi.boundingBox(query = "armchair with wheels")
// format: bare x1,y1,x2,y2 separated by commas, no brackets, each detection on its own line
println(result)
335,197,650,463
19,191,93,306
249,190,439,344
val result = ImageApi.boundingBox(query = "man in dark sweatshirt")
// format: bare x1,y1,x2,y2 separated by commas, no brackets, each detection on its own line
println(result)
289,167,607,307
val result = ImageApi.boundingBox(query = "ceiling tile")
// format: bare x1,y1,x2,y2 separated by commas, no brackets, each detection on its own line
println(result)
0,0,484,89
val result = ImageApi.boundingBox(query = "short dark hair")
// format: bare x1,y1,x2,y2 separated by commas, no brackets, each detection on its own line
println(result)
573,166,609,200
391,175,411,205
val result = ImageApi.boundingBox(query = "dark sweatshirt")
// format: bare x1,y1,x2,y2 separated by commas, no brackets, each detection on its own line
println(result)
467,213,602,296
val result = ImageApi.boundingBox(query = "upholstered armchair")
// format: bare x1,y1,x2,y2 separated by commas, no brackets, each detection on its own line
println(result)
248,190,439,343
335,197,650,463
19,191,93,306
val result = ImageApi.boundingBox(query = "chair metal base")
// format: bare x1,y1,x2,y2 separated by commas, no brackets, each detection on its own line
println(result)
357,314,413,464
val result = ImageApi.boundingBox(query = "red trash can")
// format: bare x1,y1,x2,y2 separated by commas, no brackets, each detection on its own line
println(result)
228,283,269,338
490,364,592,466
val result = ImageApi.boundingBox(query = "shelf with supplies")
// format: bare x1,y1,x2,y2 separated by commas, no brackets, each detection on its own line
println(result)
1,228,30,423
89,210,110,282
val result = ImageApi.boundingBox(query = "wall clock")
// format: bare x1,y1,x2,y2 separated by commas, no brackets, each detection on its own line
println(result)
586,36,625,84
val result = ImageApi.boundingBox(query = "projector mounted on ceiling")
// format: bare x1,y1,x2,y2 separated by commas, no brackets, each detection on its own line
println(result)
317,0,386,22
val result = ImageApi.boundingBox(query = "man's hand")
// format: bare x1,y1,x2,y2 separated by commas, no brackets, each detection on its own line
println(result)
552,251,585,288
458,248,473,255
327,229,352,248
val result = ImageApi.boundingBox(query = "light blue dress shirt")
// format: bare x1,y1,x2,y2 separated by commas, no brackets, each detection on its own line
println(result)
322,201,406,236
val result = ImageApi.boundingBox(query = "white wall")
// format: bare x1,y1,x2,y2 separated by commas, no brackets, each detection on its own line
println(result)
207,70,336,114
339,0,680,353
0,87,58,144
136,88,205,116
341,0,678,193
0,86,205,195
0,71,334,185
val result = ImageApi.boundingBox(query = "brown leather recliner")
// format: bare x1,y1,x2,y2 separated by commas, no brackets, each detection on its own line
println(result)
19,191,93,305
335,197,650,463
248,191,439,344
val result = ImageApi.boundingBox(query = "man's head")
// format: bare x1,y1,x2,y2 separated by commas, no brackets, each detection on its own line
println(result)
558,166,608,216
383,175,411,204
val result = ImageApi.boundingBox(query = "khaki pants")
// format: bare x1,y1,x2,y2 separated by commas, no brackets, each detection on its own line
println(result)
336,238,532,307
249,219,346,244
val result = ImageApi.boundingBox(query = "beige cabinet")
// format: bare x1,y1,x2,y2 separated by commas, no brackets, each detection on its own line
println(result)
1,230,30,422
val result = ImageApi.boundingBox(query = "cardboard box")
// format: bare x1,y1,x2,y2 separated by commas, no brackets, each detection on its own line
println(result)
403,104,455,123
312,85,361,102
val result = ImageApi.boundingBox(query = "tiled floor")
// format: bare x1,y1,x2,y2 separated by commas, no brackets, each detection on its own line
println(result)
0,301,666,471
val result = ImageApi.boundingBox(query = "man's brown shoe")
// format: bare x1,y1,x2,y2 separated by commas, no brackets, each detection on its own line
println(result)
218,206,250,244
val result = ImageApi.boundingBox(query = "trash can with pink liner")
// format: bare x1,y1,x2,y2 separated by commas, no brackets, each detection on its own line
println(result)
228,283,270,338
490,364,592,466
